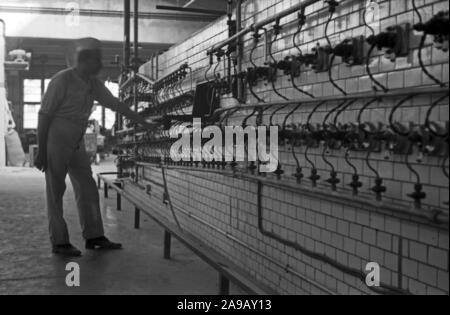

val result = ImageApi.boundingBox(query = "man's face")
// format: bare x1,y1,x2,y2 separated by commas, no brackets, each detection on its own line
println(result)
84,49,103,75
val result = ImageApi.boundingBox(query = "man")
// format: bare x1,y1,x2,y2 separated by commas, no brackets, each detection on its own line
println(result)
35,38,152,257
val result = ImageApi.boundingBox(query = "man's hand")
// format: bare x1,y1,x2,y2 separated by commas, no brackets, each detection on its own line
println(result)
117,103,158,131
34,150,48,172
142,121,158,130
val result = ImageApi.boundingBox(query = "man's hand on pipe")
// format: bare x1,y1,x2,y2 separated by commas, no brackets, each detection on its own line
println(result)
116,102,157,130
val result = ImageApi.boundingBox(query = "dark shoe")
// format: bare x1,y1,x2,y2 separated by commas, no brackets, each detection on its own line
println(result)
52,244,82,257
86,236,122,250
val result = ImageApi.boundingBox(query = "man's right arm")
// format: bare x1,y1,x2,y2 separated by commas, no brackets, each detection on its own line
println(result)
35,75,66,172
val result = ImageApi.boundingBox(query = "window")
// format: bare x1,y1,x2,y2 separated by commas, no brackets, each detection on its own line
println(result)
23,79,43,130
23,104,41,129
23,79,42,103
90,81,118,130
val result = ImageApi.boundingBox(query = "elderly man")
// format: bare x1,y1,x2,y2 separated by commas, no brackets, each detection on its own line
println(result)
35,38,152,257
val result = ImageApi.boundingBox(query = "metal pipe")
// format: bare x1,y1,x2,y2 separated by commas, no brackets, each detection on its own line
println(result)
256,181,410,295
236,0,244,101
211,86,448,116
207,0,321,55
133,0,139,72
155,5,226,16
136,162,450,226
0,5,218,22
135,72,155,85
123,0,131,70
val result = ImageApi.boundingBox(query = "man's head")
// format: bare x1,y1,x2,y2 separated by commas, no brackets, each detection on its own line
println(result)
70,37,103,76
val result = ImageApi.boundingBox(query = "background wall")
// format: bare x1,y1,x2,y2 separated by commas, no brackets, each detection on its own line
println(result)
135,0,449,295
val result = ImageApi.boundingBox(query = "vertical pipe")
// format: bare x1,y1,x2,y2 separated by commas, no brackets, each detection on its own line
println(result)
101,106,105,128
219,274,230,295
236,0,243,101
104,182,109,198
123,0,131,70
133,0,139,73
164,230,172,259
116,182,122,211
120,0,131,132
134,207,141,229
151,54,155,80
133,0,139,153
398,237,403,289
156,53,159,80
227,0,233,93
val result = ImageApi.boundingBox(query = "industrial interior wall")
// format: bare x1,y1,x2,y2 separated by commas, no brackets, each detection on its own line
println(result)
137,0,449,294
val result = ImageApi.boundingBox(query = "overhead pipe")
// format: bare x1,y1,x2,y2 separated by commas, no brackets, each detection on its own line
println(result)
0,5,217,22
133,0,139,73
155,5,226,16
211,86,447,117
236,0,244,101
207,0,325,55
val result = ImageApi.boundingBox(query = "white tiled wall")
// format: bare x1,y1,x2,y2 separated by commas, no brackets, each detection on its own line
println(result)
136,0,449,295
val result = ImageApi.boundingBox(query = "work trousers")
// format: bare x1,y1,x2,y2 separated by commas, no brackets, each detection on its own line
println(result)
45,117,104,245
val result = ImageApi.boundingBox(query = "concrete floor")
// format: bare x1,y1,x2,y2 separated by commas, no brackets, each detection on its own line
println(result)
0,159,242,295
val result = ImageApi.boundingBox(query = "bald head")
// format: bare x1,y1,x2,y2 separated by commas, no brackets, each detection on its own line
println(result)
70,37,103,76
74,37,102,52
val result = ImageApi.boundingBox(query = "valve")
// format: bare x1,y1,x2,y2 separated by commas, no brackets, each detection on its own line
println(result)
372,178,387,201
333,36,366,65
348,174,363,196
408,124,444,160
414,11,449,52
366,24,411,61
248,161,257,174
407,183,427,209
246,66,272,86
293,167,304,184
308,168,321,187
297,52,317,68
277,55,302,77
325,171,340,191
274,163,284,180
311,43,332,72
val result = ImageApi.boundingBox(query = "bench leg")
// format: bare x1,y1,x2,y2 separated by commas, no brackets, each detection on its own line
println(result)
116,182,122,211
164,230,171,260
97,176,101,189
219,274,230,295
134,207,140,229
104,182,109,198
117,192,122,211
